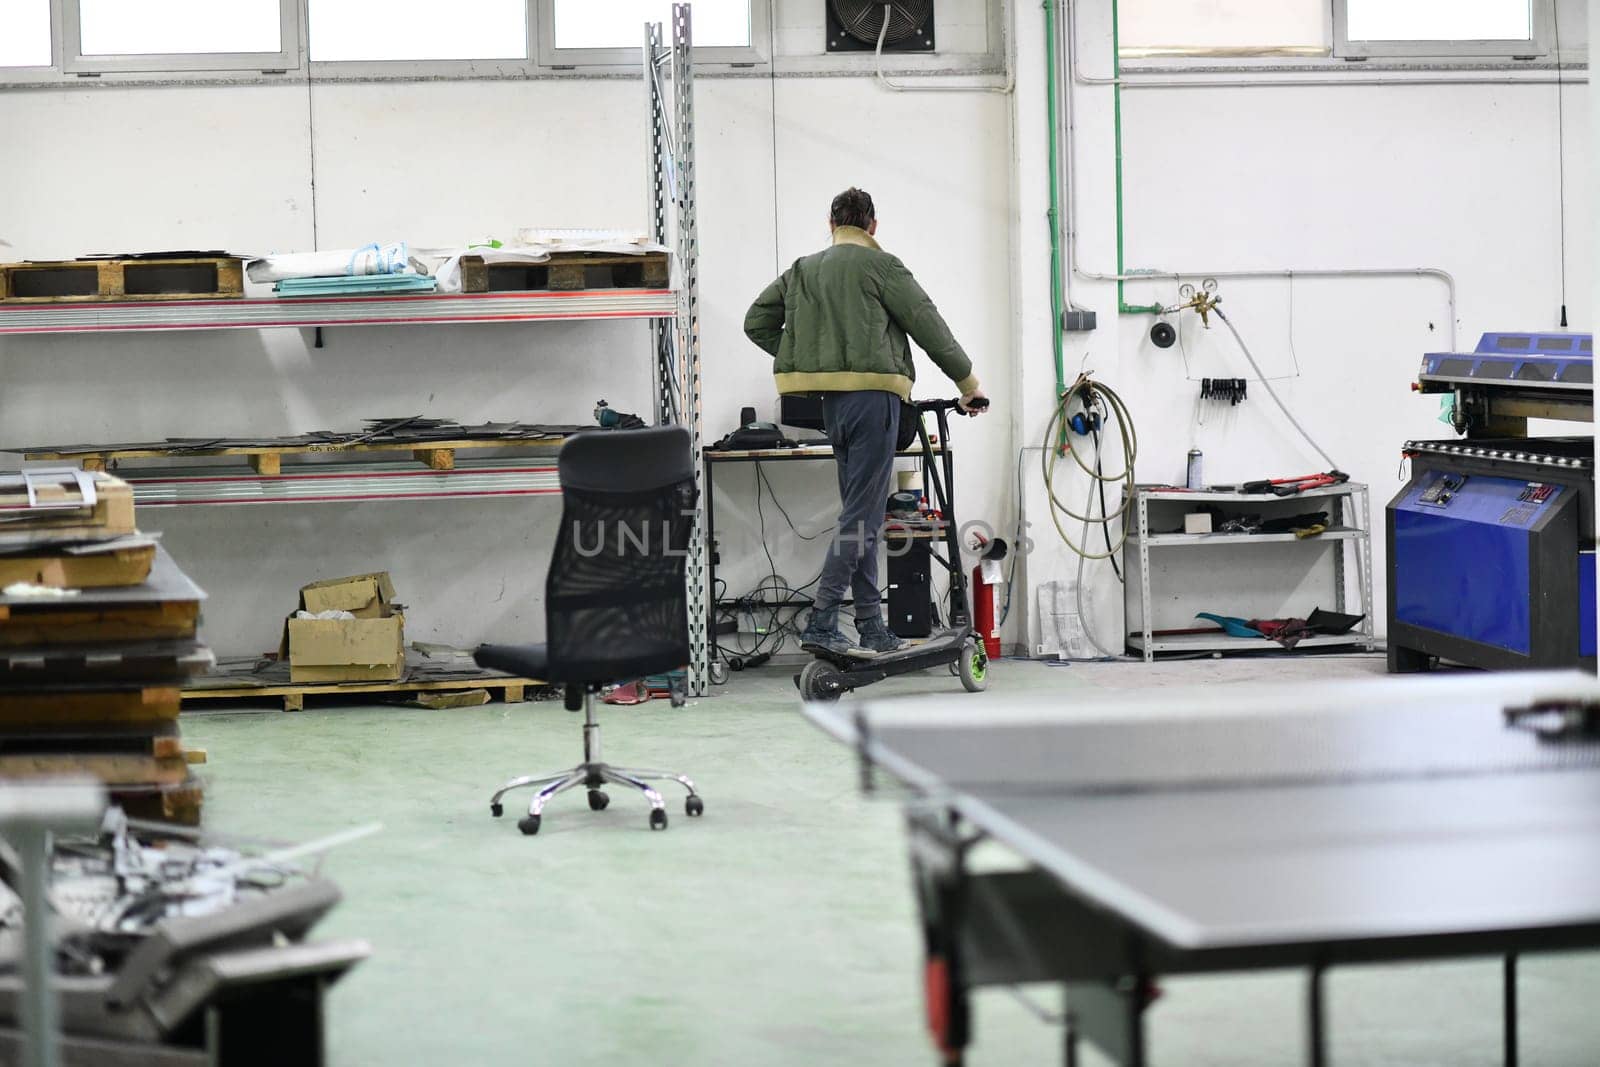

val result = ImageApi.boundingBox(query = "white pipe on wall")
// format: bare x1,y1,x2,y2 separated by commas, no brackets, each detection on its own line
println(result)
1059,0,1461,349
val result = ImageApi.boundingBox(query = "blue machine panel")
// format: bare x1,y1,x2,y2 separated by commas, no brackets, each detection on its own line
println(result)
1392,472,1566,655
1475,332,1592,354
1422,332,1593,386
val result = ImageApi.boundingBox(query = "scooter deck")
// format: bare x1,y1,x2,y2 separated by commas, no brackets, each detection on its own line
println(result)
807,627,969,674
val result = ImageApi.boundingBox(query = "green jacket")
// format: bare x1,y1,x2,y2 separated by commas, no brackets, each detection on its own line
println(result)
743,227,979,400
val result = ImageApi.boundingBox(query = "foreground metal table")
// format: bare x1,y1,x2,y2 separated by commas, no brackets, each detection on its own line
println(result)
804,671,1600,1066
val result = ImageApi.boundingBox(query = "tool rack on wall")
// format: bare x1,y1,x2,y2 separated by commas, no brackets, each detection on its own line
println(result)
0,7,712,695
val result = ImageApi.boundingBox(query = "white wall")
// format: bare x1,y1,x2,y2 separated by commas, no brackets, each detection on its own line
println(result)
7,0,1582,661
0,1,1016,656
1012,1,1589,655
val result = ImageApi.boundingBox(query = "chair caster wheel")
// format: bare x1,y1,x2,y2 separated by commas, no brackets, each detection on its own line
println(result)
588,790,610,811
518,814,541,835
685,796,704,817
649,808,668,831
490,802,504,818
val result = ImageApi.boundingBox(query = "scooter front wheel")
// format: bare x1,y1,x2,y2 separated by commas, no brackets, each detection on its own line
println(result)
958,640,989,693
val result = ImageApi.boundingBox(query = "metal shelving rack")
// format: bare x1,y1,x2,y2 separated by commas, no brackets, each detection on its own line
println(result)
649,8,709,694
1124,483,1377,662
0,8,709,693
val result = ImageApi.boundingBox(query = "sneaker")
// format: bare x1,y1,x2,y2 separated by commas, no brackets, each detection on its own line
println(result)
798,624,877,659
855,616,905,654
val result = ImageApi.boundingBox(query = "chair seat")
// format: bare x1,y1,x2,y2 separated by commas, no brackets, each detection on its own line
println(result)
474,643,549,679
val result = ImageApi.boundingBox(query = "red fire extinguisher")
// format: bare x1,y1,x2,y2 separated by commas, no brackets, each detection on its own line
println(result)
969,535,1007,660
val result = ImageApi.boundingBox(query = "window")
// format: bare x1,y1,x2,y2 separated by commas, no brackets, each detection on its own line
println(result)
0,0,52,66
309,0,528,62
537,0,765,65
553,0,749,47
1334,0,1549,58
1119,0,1328,57
63,0,298,72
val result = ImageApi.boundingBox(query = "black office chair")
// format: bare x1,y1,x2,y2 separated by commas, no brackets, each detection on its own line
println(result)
474,425,703,835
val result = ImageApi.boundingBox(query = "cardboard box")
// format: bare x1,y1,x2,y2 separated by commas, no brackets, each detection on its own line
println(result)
280,573,405,683
299,572,397,618
1184,512,1214,534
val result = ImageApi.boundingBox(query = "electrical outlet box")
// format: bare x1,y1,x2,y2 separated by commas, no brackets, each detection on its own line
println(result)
1062,309,1098,333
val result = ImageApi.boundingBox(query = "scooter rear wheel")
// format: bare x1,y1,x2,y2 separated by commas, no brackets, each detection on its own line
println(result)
958,640,989,693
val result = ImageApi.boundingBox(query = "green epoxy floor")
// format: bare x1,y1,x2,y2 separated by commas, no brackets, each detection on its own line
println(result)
180,659,1600,1067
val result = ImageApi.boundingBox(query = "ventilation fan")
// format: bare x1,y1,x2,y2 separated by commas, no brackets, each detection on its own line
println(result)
826,0,935,53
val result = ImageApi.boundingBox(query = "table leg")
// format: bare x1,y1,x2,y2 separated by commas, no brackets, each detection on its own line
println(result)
1307,964,1326,1067
1504,954,1518,1067
1064,978,1148,1067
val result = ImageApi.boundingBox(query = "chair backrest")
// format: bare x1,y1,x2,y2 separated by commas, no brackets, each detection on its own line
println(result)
544,426,697,683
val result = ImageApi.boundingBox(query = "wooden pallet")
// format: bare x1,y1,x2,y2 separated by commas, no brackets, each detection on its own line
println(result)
0,543,155,590
0,601,199,647
0,257,244,303
0,470,136,545
183,674,539,713
111,774,204,826
0,753,190,785
0,686,183,725
461,251,669,294
20,436,565,476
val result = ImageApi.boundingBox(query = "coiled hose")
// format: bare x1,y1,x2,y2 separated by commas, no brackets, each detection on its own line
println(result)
1040,373,1138,560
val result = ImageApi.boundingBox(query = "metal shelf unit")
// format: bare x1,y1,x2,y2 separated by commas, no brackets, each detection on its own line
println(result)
1125,483,1377,662
0,7,710,693
0,290,676,336
1128,527,1365,548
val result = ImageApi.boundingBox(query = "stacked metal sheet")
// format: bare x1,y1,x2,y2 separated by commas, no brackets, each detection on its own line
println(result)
3,417,586,459
0,475,213,823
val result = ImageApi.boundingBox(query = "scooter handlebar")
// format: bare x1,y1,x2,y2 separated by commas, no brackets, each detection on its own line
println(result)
914,396,990,414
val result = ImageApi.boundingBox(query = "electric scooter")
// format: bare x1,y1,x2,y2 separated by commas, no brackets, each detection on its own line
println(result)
796,396,991,703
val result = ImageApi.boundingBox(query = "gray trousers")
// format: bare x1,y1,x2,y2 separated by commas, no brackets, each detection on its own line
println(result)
812,390,900,628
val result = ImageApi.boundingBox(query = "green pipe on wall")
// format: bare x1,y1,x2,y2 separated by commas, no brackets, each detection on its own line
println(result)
1044,0,1067,397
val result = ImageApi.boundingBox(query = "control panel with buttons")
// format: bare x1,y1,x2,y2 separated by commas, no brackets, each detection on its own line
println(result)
1418,473,1467,507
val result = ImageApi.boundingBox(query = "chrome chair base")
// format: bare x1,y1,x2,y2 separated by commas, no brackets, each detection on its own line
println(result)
488,692,701,835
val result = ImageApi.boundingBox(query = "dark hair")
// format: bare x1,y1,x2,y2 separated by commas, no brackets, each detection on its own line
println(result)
830,188,875,230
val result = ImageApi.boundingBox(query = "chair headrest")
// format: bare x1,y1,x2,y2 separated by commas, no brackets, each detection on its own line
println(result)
559,425,693,493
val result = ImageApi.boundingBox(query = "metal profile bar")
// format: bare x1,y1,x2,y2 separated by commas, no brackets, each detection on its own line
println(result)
127,460,561,508
671,3,709,696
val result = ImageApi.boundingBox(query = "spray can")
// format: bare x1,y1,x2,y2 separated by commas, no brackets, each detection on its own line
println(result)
1186,449,1204,490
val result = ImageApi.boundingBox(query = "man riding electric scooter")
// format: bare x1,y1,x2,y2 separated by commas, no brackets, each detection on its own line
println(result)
743,186,988,659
